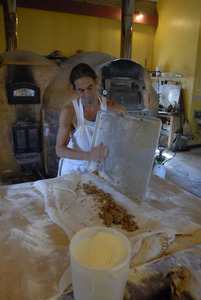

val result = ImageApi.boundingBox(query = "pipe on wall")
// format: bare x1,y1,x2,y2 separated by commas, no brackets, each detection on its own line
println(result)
3,0,18,51
120,0,134,59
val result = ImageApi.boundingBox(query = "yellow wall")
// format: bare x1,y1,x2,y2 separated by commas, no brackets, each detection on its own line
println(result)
192,16,201,124
153,0,201,144
0,6,6,52
0,6,156,70
132,23,156,68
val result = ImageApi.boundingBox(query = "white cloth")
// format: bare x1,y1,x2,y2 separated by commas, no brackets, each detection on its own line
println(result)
57,95,107,176
33,173,201,293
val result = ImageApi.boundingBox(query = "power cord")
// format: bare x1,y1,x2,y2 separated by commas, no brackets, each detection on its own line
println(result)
162,148,177,165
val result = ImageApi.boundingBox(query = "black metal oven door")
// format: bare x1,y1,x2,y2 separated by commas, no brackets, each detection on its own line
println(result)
11,123,41,154
7,82,40,104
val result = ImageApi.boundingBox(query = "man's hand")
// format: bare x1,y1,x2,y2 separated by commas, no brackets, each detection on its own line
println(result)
90,143,109,162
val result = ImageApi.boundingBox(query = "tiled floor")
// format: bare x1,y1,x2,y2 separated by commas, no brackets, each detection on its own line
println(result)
161,147,201,199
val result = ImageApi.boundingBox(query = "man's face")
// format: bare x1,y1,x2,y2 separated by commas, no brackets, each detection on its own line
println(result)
74,76,97,105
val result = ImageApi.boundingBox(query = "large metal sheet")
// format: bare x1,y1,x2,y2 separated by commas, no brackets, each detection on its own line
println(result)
88,111,161,200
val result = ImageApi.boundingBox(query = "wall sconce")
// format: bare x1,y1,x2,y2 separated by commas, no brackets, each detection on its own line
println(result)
136,13,143,21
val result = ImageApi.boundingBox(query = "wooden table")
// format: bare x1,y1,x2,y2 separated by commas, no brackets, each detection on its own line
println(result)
158,112,183,149
0,181,69,300
1,175,201,299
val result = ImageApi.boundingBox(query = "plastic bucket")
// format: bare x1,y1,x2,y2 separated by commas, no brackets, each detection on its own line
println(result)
70,226,131,300
152,163,166,179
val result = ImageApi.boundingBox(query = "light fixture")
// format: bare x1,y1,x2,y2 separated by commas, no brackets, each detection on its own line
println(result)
136,13,143,20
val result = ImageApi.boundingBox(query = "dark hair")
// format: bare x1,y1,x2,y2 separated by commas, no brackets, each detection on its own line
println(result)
69,63,97,90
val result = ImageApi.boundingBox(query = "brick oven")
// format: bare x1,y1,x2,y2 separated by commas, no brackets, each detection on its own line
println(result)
0,50,60,184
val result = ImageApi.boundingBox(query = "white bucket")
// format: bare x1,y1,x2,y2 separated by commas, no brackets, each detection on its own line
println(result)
70,226,131,300
152,163,166,179
156,66,163,77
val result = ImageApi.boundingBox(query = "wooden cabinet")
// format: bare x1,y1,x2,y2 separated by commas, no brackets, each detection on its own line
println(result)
158,113,183,149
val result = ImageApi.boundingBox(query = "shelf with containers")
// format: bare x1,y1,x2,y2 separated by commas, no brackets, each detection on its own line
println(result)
150,74,184,111
158,112,183,149
150,73,184,149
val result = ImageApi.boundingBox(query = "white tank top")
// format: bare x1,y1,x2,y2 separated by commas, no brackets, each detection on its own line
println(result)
57,95,107,176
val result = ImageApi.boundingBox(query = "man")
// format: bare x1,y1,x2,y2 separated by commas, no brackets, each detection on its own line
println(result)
56,63,126,176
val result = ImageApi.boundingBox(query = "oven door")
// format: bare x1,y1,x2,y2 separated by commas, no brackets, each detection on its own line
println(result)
7,82,40,104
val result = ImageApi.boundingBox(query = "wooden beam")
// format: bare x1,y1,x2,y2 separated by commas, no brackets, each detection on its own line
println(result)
0,0,158,26
134,13,158,26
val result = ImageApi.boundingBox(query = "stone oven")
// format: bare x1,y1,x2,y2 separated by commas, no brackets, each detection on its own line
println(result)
0,50,60,183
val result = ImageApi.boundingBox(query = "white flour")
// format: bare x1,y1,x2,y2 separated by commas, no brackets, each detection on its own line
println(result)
8,216,55,255
1,181,70,299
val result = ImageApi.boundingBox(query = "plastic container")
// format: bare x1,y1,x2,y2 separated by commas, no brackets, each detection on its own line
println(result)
156,66,163,77
152,163,166,179
183,121,192,136
70,226,131,300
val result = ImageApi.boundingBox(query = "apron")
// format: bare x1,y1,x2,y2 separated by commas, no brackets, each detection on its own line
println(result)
57,95,107,176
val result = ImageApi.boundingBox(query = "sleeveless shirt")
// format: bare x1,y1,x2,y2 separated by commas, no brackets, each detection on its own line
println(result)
57,95,107,176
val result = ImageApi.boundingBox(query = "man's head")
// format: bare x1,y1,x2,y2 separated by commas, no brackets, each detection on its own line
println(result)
69,63,97,90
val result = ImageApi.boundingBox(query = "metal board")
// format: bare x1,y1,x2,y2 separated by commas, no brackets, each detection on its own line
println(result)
88,110,161,201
